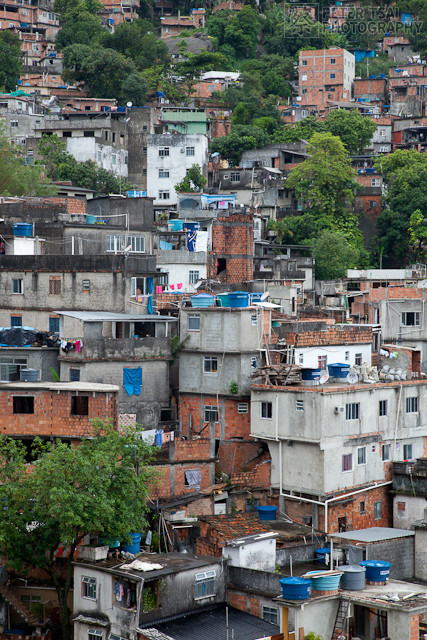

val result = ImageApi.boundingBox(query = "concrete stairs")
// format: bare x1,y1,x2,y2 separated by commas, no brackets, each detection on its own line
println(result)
0,585,42,627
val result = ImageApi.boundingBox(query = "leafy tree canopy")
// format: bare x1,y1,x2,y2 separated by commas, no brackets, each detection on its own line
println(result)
0,31,23,92
175,163,207,192
55,1,106,50
0,422,159,640
312,229,365,280
326,109,377,154
208,6,260,58
102,20,170,69
210,124,270,165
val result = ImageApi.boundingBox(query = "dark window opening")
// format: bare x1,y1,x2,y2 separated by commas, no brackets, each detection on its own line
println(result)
217,258,226,275
62,131,71,137
83,131,95,137
70,369,80,382
160,408,173,422
134,321,155,338
13,396,34,414
71,396,89,416
245,498,260,513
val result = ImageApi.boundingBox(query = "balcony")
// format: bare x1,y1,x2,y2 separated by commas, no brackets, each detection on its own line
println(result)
59,336,171,361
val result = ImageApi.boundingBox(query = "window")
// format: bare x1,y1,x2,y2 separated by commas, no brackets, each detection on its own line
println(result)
12,278,23,294
261,402,272,419
403,443,413,460
330,58,336,64
357,447,366,465
250,356,257,369
379,400,387,417
371,178,381,187
251,314,257,326
82,576,97,600
302,60,307,66
402,312,420,326
374,501,382,520
159,147,169,157
330,73,336,79
382,443,390,461
70,368,80,382
360,501,366,514
97,150,102,162
398,501,406,512
112,154,116,165
143,147,147,155
158,190,170,200
245,497,259,512
188,314,200,331
129,236,145,253
204,356,218,373
131,277,149,297
11,316,22,327
194,571,216,599
1,357,27,381
10,120,18,127
71,396,89,416
318,355,327,369
13,396,34,414
296,400,304,412
355,353,362,366
298,353,304,365
49,317,59,333
346,403,360,420
342,453,353,472
262,606,278,625
88,630,102,640
188,270,200,285
406,397,418,413
230,172,241,182
345,351,349,361
301,74,307,81
186,146,195,156
21,595,43,618
142,125,148,132
49,277,61,295
204,405,218,422
82,280,90,291
238,403,248,413
106,235,123,253
83,131,94,137
159,168,169,178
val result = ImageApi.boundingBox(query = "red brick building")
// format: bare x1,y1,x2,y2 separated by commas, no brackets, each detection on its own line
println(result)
208,211,254,283
298,48,355,113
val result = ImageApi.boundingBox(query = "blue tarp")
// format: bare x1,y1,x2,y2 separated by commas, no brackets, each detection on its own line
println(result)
123,367,142,396
147,278,154,315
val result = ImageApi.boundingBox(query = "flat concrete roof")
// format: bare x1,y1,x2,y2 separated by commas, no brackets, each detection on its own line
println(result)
329,527,415,543
55,311,177,322
0,381,119,392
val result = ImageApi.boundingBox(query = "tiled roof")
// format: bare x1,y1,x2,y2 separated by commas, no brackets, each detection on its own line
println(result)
199,514,272,541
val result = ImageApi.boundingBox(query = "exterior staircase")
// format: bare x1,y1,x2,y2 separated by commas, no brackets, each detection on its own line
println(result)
0,585,42,627
331,598,350,640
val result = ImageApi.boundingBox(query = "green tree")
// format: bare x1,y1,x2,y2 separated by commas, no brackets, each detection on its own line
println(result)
55,1,106,50
175,51,232,74
272,116,326,143
0,422,159,640
286,132,361,242
409,209,427,262
0,31,23,92
210,124,270,166
325,109,377,154
102,20,169,69
37,133,66,181
312,229,363,280
0,126,56,196
120,72,148,106
175,163,207,192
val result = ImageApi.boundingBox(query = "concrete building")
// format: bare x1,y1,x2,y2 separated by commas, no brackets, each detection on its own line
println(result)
159,9,205,38
73,552,224,640
126,107,159,190
56,311,176,428
393,458,427,529
146,133,208,207
298,48,355,112
250,376,427,533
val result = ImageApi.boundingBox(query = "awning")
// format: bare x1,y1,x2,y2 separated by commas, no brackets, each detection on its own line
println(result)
264,167,282,174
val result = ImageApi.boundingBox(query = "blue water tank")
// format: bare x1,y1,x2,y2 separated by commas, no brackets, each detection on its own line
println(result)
257,505,278,521
315,547,331,564
86,215,96,225
228,291,250,307
360,560,391,582
216,293,230,307
327,363,350,378
12,223,32,237
302,368,321,381
168,219,184,232
121,533,142,554
305,570,342,591
191,293,215,308
279,577,311,600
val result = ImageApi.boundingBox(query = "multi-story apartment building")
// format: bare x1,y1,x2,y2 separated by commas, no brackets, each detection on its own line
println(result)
298,48,355,112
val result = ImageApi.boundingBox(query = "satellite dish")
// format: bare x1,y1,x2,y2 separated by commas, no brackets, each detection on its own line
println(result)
261,291,270,301
126,101,133,107
346,372,359,384
319,372,329,385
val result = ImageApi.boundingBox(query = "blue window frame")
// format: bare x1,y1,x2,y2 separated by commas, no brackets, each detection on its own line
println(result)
11,316,22,327
49,317,60,333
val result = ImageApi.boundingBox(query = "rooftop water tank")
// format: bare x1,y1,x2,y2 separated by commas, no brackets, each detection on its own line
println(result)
20,368,39,382
328,363,351,378
216,293,230,307
190,293,215,308
315,547,331,564
340,565,366,590
279,577,311,600
360,560,390,583
13,223,32,237
302,368,321,381
228,291,250,308
305,570,342,591
257,505,278,521
168,219,183,232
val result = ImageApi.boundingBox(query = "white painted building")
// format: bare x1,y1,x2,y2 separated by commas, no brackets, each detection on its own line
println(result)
295,343,372,369
156,249,207,293
146,133,208,206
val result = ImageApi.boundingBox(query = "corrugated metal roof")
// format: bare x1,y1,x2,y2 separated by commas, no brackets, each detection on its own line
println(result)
55,311,177,322
329,527,415,542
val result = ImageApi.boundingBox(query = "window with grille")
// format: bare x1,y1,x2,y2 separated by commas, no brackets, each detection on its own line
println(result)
12,278,23,294
261,402,272,419
382,443,390,461
186,146,195,156
70,369,80,382
49,317,60,333
106,235,123,252
230,172,240,182
403,443,413,460
346,403,360,420
342,453,352,472
296,400,304,412
204,405,218,422
159,147,169,157
357,447,366,465
318,355,327,369
158,190,170,200
406,397,418,413
238,403,248,413
48,277,61,295
189,270,200,284
11,316,22,327
194,571,216,599
262,606,278,625
188,314,200,331
159,168,169,178
379,400,387,416
82,576,97,600
71,396,89,416
204,356,218,373
129,236,145,253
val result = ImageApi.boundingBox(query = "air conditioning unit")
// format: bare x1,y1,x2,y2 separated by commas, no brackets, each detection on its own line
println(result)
180,148,185,153
334,406,344,414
